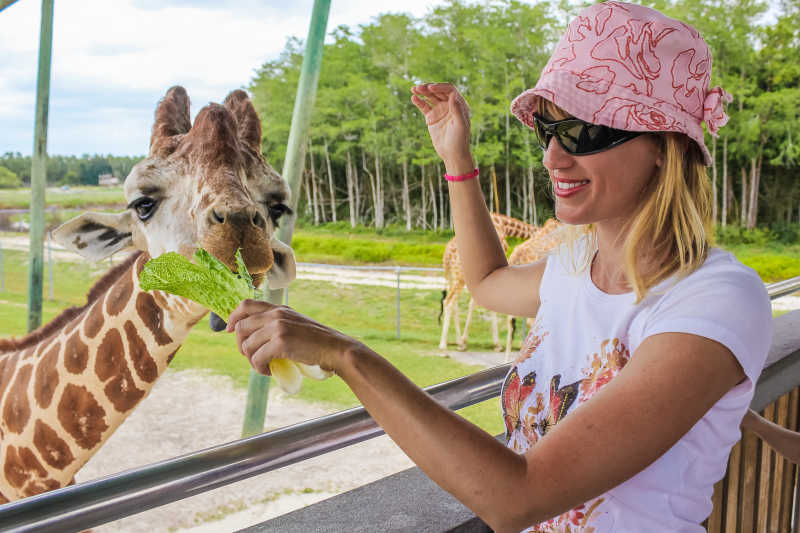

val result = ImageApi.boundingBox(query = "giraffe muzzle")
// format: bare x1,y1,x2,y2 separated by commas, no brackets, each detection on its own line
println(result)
209,312,227,332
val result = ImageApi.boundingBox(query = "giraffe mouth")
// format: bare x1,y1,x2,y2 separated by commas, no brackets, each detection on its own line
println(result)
209,312,227,332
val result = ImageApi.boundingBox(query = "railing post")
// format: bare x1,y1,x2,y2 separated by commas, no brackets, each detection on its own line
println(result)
26,0,54,332
241,0,331,438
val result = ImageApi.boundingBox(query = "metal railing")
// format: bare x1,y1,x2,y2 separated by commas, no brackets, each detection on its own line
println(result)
0,277,798,532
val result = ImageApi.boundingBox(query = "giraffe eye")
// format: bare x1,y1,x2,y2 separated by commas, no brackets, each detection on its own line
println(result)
267,203,292,226
131,197,157,221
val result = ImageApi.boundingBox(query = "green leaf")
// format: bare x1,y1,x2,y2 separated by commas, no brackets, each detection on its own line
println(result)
138,248,254,319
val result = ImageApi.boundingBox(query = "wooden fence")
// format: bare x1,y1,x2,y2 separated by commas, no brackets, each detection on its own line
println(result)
706,387,799,532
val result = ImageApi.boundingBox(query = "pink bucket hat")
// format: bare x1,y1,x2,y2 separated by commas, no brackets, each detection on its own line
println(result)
511,1,731,165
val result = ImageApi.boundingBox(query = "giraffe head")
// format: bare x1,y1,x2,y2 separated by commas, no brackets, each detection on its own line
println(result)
53,86,296,299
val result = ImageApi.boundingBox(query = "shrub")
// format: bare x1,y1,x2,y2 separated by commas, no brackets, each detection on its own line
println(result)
0,166,21,189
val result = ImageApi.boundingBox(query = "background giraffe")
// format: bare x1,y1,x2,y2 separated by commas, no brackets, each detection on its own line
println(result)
0,86,297,502
503,218,563,361
439,213,537,352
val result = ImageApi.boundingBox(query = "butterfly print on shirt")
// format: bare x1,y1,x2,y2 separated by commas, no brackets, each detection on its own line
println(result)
532,374,583,437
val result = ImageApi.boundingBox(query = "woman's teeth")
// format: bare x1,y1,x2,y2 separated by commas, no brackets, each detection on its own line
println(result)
557,180,590,190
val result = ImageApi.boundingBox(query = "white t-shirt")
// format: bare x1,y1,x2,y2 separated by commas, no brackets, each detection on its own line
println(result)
500,245,773,532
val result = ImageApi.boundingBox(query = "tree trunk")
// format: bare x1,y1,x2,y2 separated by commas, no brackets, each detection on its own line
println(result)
302,168,312,217
308,140,320,225
711,136,717,225
747,157,757,229
522,165,529,223
374,151,384,229
346,151,356,228
324,139,336,223
740,167,747,226
402,159,411,230
420,164,427,229
353,151,361,224
362,150,376,228
721,136,728,228
430,177,438,232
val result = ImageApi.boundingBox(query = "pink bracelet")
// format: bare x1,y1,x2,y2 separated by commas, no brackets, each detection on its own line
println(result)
444,168,479,182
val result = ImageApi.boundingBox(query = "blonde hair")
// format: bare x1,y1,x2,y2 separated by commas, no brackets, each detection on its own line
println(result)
537,100,713,303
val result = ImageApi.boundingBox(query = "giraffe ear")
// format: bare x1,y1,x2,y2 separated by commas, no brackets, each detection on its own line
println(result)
52,211,135,262
266,236,296,290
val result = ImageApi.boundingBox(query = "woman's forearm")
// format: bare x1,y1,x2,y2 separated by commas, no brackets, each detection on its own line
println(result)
445,161,509,294
336,343,528,532
742,409,800,464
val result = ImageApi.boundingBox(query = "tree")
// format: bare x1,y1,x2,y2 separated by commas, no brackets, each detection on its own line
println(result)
0,166,22,189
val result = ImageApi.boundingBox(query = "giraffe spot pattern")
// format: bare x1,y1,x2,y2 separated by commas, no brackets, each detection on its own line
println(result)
166,348,179,365
104,367,145,413
64,332,89,374
34,342,60,409
95,328,145,412
136,293,173,346
95,329,124,381
105,267,133,317
23,477,60,497
57,383,108,450
3,445,46,489
3,365,32,434
0,354,15,404
124,321,158,383
84,300,104,339
33,420,75,469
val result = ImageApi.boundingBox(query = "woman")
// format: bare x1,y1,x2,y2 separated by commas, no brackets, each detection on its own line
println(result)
227,3,772,531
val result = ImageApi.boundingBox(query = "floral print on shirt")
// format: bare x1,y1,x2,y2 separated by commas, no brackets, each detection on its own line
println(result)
501,329,631,532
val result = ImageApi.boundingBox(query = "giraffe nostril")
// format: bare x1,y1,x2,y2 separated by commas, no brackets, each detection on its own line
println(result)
252,211,266,229
211,210,224,224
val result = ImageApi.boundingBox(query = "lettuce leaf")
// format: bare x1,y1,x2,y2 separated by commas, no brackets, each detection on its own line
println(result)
138,248,255,320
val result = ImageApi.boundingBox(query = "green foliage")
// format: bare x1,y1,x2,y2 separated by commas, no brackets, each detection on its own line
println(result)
247,0,798,231
0,167,21,189
139,249,254,319
0,153,143,187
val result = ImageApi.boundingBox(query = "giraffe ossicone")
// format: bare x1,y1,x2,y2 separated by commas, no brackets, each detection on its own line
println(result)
0,86,296,502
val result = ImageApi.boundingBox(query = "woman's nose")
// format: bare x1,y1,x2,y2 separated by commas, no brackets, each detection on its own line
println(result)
542,137,574,171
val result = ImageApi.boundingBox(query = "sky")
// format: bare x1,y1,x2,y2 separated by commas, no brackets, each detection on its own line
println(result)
0,0,448,157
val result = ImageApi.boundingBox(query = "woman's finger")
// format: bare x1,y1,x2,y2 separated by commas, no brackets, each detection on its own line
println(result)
411,94,432,114
234,313,270,353
415,83,447,102
250,339,280,375
240,323,275,360
226,299,274,332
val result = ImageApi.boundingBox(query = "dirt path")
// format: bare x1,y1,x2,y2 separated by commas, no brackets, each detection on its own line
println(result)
78,350,502,533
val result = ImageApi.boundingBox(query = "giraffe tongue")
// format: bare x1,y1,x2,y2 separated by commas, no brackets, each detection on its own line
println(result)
209,312,227,332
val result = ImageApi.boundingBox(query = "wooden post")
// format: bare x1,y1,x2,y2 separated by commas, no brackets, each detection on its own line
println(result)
27,0,54,333
241,0,331,438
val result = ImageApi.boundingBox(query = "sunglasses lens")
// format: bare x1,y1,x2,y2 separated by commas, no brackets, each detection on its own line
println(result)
533,118,550,150
533,114,639,155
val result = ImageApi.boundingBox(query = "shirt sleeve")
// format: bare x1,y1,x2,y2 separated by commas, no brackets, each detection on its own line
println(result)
640,257,773,386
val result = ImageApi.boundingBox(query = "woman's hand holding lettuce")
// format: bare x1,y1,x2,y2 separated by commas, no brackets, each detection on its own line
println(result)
138,248,332,393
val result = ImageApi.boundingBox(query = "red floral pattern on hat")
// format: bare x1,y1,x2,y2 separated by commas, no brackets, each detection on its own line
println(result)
510,1,731,165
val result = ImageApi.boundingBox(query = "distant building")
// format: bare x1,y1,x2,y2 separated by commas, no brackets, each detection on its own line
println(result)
98,173,120,186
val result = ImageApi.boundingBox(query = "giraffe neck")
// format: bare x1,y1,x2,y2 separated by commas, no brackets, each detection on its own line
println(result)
0,252,206,501
489,213,537,240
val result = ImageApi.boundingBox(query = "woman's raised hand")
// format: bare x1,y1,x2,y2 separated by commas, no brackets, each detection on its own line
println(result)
411,83,474,174
226,299,362,376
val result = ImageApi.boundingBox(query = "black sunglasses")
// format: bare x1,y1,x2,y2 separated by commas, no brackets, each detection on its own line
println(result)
532,114,642,155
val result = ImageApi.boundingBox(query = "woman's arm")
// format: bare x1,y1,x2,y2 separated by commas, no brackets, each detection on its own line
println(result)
741,409,800,464
411,83,544,318
228,301,745,533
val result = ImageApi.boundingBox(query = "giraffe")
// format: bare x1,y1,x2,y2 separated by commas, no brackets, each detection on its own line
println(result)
0,86,297,502
503,218,563,361
439,213,537,352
